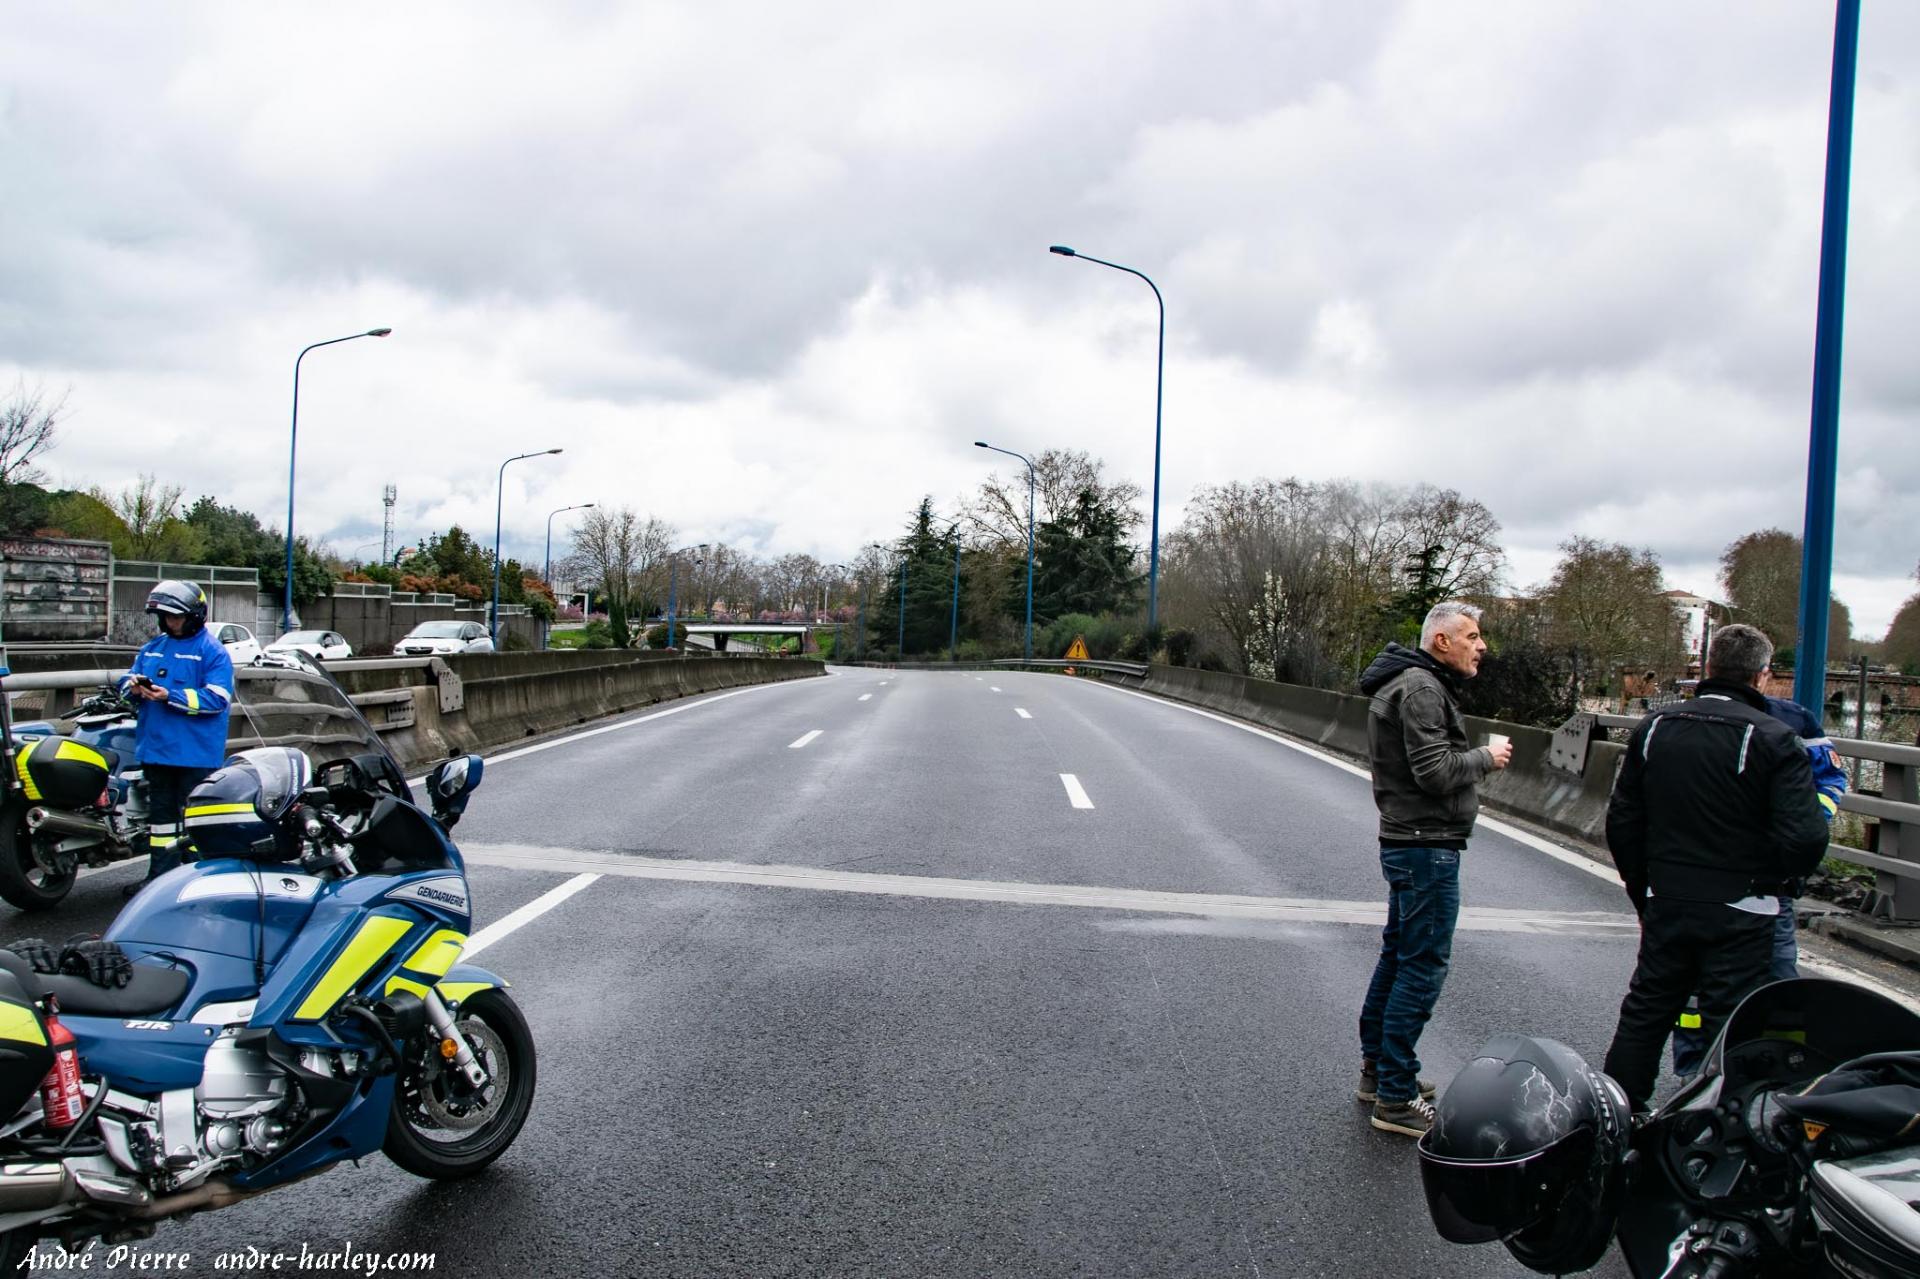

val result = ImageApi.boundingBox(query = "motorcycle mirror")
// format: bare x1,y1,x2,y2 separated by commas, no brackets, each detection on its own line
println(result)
428,754,484,803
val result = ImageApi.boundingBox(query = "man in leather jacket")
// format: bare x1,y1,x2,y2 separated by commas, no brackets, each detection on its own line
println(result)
1601,623,1829,1109
1355,601,1513,1136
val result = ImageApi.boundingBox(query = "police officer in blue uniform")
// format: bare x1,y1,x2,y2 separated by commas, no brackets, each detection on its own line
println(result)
115,580,234,894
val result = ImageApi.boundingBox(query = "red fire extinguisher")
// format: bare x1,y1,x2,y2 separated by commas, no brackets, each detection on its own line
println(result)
40,1011,85,1129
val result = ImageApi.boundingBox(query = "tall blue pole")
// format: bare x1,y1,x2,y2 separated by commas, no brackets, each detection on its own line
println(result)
976,441,1037,660
666,558,678,648
949,535,961,662
491,448,561,645
283,328,390,634
896,559,907,655
1049,246,1164,633
1792,0,1860,710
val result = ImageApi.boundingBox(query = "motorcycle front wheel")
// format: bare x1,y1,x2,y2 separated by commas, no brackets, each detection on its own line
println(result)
384,989,536,1179
0,803,77,912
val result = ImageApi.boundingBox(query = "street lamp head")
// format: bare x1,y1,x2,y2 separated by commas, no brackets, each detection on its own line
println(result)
366,328,393,337
1048,245,1076,257
545,448,563,455
583,503,597,509
973,440,989,449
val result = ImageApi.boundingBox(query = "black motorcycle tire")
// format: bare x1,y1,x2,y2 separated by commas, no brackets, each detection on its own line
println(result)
384,989,536,1179
0,801,77,912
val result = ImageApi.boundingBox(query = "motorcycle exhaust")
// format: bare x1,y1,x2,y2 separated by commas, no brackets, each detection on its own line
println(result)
25,807,109,841
0,1161,153,1213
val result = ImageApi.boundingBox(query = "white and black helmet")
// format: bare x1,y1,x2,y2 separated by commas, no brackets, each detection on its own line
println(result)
145,579,209,632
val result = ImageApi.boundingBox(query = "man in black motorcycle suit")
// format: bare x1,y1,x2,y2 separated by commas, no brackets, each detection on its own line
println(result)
115,580,233,895
1600,622,1829,1110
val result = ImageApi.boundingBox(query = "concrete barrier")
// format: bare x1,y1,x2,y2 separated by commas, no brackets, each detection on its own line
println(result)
330,652,822,771
1130,663,1621,849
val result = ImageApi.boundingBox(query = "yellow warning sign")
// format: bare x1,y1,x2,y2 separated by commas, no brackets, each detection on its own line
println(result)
1064,635,1089,661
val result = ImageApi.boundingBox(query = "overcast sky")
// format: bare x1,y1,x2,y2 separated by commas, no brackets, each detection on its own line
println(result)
5,2,1916,632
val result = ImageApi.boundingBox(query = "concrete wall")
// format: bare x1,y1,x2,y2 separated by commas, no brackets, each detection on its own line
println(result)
1125,663,1623,849
329,650,821,770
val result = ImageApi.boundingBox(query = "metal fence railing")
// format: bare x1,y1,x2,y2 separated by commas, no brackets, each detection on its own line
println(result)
1588,710,1920,922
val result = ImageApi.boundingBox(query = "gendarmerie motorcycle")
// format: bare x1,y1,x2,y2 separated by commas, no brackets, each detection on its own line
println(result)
0,684,147,912
1419,977,1920,1277
0,660,534,1266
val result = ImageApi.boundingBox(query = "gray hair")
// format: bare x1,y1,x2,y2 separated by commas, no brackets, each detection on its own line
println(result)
1419,600,1483,650
1707,623,1773,683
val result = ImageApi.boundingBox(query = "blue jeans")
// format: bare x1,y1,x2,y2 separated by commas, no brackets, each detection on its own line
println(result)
1671,899,1797,1078
1359,846,1462,1103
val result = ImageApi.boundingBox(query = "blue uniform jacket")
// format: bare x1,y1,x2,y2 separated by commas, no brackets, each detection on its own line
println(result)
116,628,235,769
1765,695,1849,821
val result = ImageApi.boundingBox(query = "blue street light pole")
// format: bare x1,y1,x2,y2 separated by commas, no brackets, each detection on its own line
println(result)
1050,244,1164,634
666,543,708,650
491,448,562,644
948,525,962,663
1793,0,1861,710
544,503,595,583
976,440,1036,661
896,557,907,656
283,328,390,633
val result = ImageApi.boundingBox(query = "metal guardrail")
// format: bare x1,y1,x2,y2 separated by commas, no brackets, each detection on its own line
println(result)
1579,710,1920,920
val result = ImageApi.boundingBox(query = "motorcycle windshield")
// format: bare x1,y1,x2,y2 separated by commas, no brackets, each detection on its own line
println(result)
228,663,403,781
1702,978,1920,1087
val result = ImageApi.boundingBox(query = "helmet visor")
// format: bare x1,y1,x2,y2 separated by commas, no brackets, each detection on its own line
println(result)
237,747,313,823
1419,1129,1594,1245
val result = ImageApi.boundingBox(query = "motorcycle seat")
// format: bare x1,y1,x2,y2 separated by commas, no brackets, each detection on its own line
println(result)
0,951,190,1018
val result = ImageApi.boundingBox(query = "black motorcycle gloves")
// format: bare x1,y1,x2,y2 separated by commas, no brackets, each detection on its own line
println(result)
58,937,134,988
6,938,60,974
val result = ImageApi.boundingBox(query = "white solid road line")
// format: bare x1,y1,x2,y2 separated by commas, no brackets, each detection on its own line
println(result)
1060,774,1094,809
464,872,601,959
1015,708,1033,719
457,843,1638,936
858,693,873,701
789,730,823,749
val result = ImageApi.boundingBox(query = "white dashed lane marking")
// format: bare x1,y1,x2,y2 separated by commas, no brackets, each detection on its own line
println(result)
1015,708,1032,719
789,730,823,749
858,694,872,702
1060,774,1094,809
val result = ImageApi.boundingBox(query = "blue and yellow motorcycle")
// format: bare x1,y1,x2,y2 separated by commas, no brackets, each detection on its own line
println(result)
0,727,534,1265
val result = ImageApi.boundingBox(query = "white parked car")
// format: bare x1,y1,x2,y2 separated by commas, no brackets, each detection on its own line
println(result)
266,629,354,661
211,622,263,665
396,620,495,656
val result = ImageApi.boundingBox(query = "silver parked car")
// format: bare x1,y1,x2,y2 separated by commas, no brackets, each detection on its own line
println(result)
397,620,495,655
265,629,354,661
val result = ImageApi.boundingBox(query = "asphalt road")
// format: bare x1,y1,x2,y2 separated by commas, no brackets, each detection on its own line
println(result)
6,667,1914,1278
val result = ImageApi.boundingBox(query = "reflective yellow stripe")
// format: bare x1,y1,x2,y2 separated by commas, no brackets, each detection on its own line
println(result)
1818,794,1838,818
292,916,415,1021
0,1003,47,1047
436,979,505,1006
14,740,43,802
184,688,200,713
384,976,431,1000
54,741,108,770
1676,1012,1702,1029
401,929,466,980
185,803,255,818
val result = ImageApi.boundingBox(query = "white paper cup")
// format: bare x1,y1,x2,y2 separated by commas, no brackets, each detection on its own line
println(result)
1486,733,1511,752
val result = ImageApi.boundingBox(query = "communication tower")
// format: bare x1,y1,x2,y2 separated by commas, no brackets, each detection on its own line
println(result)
381,484,398,565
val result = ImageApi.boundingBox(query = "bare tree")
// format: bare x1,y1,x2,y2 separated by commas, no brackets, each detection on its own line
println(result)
1536,536,1685,682
565,507,673,622
0,380,68,486
966,448,1143,548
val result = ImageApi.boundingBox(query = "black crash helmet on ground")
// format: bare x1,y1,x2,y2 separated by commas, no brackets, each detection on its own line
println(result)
182,747,313,859
144,578,209,631
1417,1033,1633,1275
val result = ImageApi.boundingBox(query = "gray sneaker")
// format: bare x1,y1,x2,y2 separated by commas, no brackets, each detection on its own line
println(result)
1357,1061,1436,1104
1370,1095,1437,1137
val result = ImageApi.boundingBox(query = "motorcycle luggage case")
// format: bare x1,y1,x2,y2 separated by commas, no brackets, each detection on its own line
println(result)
1809,1152,1920,1279
0,968,54,1118
10,736,113,808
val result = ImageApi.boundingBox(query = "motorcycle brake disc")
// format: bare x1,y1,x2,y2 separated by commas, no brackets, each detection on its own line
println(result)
419,1017,508,1132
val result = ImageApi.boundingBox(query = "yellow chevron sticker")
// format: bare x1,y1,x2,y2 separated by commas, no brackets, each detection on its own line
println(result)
401,929,466,980
436,979,506,1006
292,916,415,1021
54,741,108,770
0,1002,47,1047
14,740,44,802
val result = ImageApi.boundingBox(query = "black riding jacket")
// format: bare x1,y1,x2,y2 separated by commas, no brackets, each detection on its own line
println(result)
1606,678,1829,904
